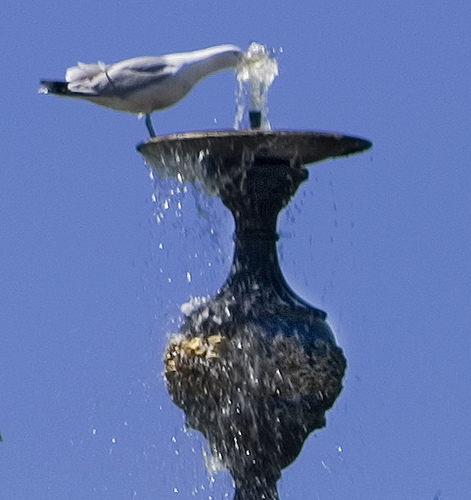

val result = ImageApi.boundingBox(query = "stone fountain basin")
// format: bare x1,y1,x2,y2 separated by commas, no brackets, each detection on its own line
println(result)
137,129,371,166
137,130,372,196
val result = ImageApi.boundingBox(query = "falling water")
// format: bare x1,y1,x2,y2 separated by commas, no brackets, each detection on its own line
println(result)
235,42,279,130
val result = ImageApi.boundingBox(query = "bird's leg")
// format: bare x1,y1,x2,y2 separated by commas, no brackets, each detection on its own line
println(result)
145,114,156,137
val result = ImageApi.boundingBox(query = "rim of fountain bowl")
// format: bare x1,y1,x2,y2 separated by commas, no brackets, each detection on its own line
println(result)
136,129,372,167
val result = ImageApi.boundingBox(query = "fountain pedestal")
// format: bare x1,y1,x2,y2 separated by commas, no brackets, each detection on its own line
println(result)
138,130,371,500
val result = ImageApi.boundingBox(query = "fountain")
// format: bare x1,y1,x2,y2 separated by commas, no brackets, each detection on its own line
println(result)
137,45,372,500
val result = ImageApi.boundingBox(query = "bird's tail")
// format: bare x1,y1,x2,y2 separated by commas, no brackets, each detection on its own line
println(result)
39,80,70,95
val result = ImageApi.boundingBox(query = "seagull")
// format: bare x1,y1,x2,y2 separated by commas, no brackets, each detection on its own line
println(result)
40,44,242,137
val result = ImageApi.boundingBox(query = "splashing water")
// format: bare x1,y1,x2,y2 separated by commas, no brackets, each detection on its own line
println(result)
235,42,279,130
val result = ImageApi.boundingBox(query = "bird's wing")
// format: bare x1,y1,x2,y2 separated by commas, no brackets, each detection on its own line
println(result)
66,56,179,96
111,56,172,73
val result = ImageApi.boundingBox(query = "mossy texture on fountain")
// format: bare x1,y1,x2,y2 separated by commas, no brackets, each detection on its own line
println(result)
164,301,346,473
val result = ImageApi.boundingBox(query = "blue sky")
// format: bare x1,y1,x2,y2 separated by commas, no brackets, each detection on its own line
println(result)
1,1,470,499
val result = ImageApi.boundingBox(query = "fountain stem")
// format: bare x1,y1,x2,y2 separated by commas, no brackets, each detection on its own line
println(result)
233,477,279,500
220,156,326,316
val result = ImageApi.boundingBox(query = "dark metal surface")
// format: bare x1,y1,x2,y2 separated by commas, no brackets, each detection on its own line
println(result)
137,129,372,167
144,129,371,500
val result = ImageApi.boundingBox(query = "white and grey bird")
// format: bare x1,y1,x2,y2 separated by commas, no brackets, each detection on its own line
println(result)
40,44,242,137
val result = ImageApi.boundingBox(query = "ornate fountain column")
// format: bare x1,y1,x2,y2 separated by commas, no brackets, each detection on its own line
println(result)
138,130,371,500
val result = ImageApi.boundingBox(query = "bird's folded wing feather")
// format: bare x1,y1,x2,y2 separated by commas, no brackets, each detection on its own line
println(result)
66,57,179,96
66,62,109,83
